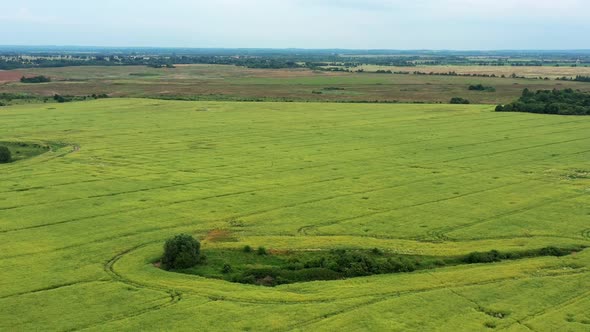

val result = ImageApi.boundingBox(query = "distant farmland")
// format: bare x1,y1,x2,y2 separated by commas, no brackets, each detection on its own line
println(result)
358,64,590,79
0,99,589,331
1,64,590,105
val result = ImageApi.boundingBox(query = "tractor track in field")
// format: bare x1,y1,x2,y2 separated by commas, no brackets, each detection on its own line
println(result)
297,177,538,235
0,165,584,258
0,150,584,259
0,173,350,233
55,107,527,159
2,120,588,203
282,270,588,331
426,191,589,241
283,296,390,331
70,296,187,332
17,131,586,232
1,105,583,180
82,112,568,165
0,112,584,193
0,280,101,301
0,157,499,232
498,289,590,331
63,117,590,173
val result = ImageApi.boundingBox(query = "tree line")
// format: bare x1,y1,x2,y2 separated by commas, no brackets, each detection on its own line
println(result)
496,88,590,115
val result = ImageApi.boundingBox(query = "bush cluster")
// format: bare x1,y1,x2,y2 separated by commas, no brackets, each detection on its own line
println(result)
20,75,51,83
463,247,576,264
496,88,590,115
0,146,11,163
231,249,420,286
468,84,496,92
450,97,470,104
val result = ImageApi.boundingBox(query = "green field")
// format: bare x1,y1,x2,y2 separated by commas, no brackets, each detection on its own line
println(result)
1,99,589,331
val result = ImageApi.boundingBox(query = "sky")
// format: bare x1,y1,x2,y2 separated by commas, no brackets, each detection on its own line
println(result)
1,0,589,50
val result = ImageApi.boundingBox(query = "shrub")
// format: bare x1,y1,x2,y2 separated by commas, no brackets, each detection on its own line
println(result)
161,234,201,270
484,321,497,329
0,146,11,163
21,75,51,83
222,264,233,274
53,94,66,103
464,250,504,264
450,97,470,104
257,246,267,255
243,245,252,253
539,246,570,257
469,84,496,92
371,248,384,255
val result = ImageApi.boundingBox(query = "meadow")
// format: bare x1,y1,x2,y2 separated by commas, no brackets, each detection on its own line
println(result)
0,99,589,330
2,64,590,104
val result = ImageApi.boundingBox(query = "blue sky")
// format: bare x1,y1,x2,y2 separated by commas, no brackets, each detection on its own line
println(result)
1,0,589,49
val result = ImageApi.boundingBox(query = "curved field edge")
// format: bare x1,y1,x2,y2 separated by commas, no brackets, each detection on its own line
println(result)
100,242,590,331
112,241,589,301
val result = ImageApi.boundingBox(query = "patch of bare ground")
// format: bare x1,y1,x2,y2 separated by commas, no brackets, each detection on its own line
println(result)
0,70,23,83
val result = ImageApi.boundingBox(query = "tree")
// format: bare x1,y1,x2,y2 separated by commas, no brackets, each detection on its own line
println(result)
53,94,66,103
450,97,470,104
0,146,11,163
497,88,590,115
162,234,201,270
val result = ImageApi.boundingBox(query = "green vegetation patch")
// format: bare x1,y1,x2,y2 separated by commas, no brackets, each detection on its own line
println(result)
0,141,53,163
169,245,583,287
496,88,590,115
20,75,51,83
469,84,496,92
450,97,470,104
129,72,160,77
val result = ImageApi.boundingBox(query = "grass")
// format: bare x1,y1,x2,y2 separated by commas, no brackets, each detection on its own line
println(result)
0,99,589,330
1,64,590,104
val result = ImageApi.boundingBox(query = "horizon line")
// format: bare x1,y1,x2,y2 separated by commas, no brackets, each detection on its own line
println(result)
1,45,590,53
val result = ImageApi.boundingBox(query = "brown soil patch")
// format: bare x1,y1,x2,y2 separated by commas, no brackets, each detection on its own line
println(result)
205,229,237,243
0,70,23,83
